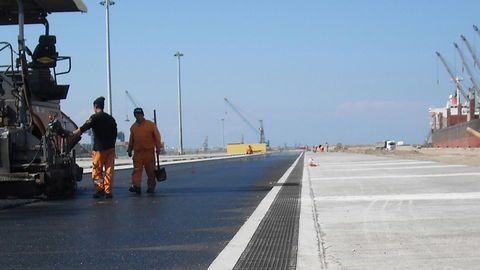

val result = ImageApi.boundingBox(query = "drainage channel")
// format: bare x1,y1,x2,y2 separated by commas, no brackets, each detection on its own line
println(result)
233,155,303,270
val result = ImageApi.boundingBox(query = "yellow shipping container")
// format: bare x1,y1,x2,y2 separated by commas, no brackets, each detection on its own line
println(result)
227,143,267,154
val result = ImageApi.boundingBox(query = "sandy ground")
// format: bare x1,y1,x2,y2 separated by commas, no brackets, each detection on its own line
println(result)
342,145,480,167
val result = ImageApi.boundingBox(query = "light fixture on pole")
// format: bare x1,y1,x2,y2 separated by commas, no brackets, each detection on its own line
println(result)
100,0,115,115
174,51,184,154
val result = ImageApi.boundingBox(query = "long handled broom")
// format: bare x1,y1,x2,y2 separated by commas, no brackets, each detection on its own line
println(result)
153,109,167,182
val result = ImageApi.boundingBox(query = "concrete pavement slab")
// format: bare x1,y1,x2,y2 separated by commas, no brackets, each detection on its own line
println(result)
298,151,480,269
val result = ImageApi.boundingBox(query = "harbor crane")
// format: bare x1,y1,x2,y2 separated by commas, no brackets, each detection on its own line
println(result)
125,90,139,108
124,90,138,122
453,42,480,98
474,25,480,40
124,90,152,121
224,97,266,144
435,51,469,101
460,35,480,70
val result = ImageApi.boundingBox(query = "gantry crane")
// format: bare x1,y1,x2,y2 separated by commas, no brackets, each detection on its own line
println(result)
224,97,266,144
435,51,469,101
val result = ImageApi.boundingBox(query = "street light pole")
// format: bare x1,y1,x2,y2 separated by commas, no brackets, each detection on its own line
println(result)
174,51,184,154
100,0,115,115
221,118,225,149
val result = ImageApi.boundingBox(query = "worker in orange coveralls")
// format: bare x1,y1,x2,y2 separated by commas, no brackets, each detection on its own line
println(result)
127,107,163,194
73,97,118,199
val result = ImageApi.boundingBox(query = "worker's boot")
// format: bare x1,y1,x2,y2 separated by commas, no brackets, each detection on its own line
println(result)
93,190,105,199
128,185,141,194
146,188,155,194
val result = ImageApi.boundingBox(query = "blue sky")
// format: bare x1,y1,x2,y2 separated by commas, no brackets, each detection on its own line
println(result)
2,0,480,148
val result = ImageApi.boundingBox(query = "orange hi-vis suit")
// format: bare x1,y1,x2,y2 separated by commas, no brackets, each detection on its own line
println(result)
127,120,162,190
91,148,115,193
80,111,117,195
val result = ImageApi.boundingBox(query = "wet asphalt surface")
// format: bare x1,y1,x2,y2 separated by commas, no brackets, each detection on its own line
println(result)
0,152,299,270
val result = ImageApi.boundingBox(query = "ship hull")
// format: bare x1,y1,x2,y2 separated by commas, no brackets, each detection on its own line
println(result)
432,119,480,147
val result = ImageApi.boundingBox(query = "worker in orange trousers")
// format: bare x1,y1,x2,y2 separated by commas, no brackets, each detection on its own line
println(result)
127,108,163,194
246,144,253,154
73,96,118,199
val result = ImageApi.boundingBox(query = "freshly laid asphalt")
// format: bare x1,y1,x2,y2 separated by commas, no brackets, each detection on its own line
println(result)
0,152,299,270
2,150,480,269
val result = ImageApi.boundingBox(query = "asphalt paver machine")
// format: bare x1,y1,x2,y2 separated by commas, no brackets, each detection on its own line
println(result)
0,0,87,198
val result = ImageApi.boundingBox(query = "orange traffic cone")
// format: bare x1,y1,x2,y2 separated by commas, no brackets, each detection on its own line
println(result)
309,158,317,167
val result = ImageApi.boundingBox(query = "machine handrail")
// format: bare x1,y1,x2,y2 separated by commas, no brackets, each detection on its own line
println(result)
0,42,16,75
55,56,71,76
0,42,18,89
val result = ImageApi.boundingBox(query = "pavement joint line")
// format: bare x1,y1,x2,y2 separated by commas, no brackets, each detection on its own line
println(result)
313,192,480,202
297,155,325,269
311,164,466,172
311,172,480,181
315,160,436,167
207,153,303,270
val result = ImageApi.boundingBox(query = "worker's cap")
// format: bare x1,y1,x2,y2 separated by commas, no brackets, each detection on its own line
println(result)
133,107,144,115
93,96,105,109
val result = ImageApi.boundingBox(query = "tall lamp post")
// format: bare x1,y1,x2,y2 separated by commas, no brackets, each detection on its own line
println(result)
174,51,184,154
221,118,225,149
100,0,114,115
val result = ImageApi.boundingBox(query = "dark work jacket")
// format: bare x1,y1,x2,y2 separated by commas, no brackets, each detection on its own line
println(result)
80,111,117,151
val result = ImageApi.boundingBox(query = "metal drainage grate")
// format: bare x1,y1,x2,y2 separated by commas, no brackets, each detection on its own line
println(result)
233,155,303,270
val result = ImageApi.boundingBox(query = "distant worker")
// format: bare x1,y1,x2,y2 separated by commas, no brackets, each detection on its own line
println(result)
325,142,329,152
127,108,163,194
246,144,253,154
73,96,118,199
